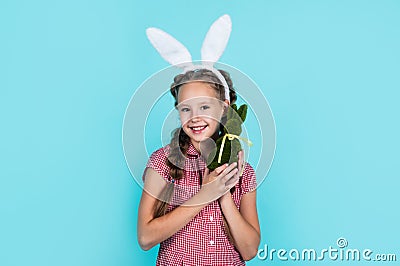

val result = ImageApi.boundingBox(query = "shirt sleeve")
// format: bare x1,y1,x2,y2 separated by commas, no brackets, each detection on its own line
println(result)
144,147,170,182
240,162,257,194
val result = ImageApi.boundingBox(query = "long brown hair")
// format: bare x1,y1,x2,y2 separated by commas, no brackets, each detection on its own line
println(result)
153,68,238,241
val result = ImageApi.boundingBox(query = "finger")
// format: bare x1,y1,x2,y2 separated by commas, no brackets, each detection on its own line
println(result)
219,162,238,177
239,149,244,163
214,163,228,174
222,167,239,183
225,175,239,189
234,164,241,180
204,167,209,176
237,150,244,177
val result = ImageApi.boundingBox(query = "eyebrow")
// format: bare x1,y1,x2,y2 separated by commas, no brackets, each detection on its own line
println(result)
177,101,213,107
177,104,189,109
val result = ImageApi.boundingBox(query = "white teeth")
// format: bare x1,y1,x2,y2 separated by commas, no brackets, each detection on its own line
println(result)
192,126,206,131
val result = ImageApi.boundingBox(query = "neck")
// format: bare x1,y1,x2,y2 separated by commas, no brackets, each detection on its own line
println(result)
191,140,201,154
191,130,221,159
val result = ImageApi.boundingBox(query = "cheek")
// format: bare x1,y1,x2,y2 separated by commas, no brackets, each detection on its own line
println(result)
179,113,191,125
205,117,220,129
208,110,223,123
202,106,223,119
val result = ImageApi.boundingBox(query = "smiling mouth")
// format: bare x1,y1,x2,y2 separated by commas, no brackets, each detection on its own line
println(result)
189,125,208,134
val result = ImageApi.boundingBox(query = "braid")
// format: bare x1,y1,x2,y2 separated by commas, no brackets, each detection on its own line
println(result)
220,69,237,104
166,127,189,180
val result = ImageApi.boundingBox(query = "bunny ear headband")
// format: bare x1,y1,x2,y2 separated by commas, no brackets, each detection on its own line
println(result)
146,14,232,103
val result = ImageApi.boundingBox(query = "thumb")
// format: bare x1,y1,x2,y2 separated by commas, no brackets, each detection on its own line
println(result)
204,167,210,176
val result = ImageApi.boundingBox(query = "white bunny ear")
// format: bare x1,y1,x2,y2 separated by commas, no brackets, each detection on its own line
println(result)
201,14,232,66
146,27,193,69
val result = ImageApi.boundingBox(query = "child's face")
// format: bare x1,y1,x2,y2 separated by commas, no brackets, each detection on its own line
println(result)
177,81,228,147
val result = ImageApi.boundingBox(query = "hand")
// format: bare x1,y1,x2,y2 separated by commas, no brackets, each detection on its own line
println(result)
200,162,239,203
237,149,245,177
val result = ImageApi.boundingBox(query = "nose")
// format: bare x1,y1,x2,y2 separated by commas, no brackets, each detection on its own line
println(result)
190,115,200,123
190,109,201,122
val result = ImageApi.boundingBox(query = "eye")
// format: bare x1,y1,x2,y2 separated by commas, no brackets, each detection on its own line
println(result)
180,107,190,112
200,105,210,110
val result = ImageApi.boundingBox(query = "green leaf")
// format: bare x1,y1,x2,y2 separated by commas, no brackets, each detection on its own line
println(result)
238,104,248,122
232,104,237,112
225,119,242,135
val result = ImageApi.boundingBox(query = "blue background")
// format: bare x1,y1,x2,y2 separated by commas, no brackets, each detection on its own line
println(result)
1,0,399,265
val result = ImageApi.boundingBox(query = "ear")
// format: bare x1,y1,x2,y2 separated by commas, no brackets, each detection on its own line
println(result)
223,99,230,108
201,14,232,66
146,27,194,69
221,99,230,115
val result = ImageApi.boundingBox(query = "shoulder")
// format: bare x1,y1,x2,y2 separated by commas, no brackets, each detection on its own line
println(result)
242,162,256,181
243,162,255,176
144,144,171,181
148,144,171,160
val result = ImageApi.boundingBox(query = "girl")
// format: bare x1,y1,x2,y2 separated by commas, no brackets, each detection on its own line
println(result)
137,68,260,265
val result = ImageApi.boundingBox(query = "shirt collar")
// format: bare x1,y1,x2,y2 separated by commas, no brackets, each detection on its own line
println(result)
186,141,201,157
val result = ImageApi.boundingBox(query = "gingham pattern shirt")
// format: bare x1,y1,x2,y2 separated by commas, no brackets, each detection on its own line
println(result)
145,141,257,266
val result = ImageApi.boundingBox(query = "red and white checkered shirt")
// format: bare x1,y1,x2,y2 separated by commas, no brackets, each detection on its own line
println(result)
145,141,257,266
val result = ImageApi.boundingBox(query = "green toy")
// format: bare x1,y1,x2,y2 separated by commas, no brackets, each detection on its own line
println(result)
206,103,252,171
